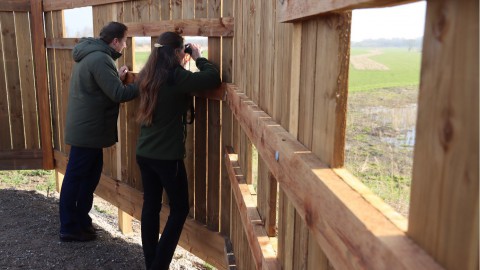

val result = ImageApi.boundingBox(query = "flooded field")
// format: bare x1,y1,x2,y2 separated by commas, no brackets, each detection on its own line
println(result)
345,86,418,216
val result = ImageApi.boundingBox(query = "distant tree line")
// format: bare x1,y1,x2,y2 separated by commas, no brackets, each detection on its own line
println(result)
352,37,423,50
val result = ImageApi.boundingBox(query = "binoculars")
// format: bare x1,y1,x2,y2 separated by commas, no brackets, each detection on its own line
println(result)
184,44,192,55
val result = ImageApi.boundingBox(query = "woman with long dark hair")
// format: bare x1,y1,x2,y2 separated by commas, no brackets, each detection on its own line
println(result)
135,32,221,270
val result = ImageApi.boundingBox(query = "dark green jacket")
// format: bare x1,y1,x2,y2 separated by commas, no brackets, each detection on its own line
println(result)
136,58,221,160
65,38,138,148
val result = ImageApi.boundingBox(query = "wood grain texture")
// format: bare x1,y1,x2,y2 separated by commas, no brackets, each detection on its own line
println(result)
19,11,41,151
276,0,417,22
43,0,129,11
311,13,350,168
408,0,479,269
1,12,25,149
225,146,280,269
0,0,30,12
0,12,12,150
224,83,443,270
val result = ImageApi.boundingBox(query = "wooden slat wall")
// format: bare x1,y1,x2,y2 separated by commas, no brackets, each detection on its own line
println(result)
36,0,478,269
0,10,44,169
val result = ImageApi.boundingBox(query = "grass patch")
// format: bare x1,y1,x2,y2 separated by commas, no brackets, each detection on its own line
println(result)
0,170,55,192
349,47,421,92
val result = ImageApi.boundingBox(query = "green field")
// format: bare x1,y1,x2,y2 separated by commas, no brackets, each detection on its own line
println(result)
349,48,421,92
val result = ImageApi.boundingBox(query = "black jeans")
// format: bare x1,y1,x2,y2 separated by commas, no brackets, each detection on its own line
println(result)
136,156,189,270
59,146,103,233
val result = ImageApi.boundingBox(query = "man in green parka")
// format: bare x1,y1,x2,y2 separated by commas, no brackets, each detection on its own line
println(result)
59,22,138,242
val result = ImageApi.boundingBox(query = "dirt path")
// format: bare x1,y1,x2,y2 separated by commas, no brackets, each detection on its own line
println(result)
0,176,210,270
350,49,389,70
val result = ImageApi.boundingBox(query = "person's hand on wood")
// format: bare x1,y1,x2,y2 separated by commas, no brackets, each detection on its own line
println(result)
118,65,129,81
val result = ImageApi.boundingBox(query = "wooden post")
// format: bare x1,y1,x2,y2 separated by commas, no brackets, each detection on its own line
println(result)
118,208,133,235
30,0,54,169
408,0,479,269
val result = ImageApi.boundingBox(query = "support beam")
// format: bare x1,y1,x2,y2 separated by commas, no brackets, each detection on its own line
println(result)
277,0,418,22
43,0,129,11
118,209,133,235
224,84,442,270
125,17,234,37
30,0,54,169
0,0,30,11
0,149,43,170
46,38,80,49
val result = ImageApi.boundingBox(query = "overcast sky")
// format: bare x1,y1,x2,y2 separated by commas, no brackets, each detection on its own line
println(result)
64,1,426,41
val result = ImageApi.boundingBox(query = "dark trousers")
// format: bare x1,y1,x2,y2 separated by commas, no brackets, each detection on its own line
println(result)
59,146,103,233
136,156,189,270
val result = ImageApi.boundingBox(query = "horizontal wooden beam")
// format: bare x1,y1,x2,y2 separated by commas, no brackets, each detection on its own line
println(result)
124,72,226,101
277,0,418,22
0,149,43,170
54,150,227,270
0,0,30,11
125,17,234,37
224,84,443,270
43,0,128,11
46,38,80,49
224,146,279,270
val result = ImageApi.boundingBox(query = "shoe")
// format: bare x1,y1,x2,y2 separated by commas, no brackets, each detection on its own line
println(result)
82,224,98,236
59,231,96,242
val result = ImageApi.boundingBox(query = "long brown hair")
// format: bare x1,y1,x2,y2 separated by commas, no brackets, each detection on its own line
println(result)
136,32,184,126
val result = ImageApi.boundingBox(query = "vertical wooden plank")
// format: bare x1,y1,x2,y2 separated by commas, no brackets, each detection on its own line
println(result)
182,0,194,17
44,12,59,152
297,19,317,149
257,158,277,237
252,0,261,104
0,14,11,150
172,0,182,18
311,13,351,167
134,0,149,21
221,105,232,235
272,8,293,127
220,0,233,236
98,0,112,177
293,212,309,270
408,0,479,269
1,12,25,149
132,0,149,22
182,0,195,217
30,2,55,168
115,2,126,183
259,0,275,114
193,0,207,224
159,0,170,20
15,12,40,150
307,235,329,270
206,0,221,231
52,11,66,154
288,22,302,138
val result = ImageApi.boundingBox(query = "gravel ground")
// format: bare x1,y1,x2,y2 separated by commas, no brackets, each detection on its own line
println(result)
0,174,211,270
